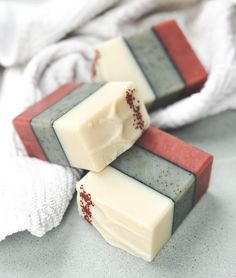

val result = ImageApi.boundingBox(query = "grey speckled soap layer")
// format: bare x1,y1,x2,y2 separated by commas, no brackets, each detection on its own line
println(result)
111,145,195,232
125,30,185,106
31,83,103,166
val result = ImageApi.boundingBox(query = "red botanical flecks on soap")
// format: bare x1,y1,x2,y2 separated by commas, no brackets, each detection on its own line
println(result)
79,185,94,224
126,88,145,130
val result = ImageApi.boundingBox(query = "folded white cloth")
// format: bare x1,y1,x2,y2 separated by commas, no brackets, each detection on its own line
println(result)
0,0,236,241
0,156,81,241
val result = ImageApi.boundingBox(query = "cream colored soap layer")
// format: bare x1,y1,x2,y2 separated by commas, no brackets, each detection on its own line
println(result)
76,167,174,261
94,38,155,107
53,82,150,172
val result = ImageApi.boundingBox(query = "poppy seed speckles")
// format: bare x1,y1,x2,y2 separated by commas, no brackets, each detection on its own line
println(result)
80,185,94,224
126,88,145,131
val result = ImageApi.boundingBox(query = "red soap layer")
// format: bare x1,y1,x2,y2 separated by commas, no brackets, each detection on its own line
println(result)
13,83,80,160
153,20,208,95
137,126,213,204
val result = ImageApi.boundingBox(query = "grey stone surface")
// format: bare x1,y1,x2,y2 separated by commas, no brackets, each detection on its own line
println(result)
31,83,103,166
1,110,236,278
112,145,195,232
125,30,184,101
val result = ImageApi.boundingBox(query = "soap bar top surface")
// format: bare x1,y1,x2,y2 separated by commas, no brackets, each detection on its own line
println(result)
14,81,150,172
93,19,207,109
153,20,208,94
125,30,184,98
76,167,174,262
137,126,213,203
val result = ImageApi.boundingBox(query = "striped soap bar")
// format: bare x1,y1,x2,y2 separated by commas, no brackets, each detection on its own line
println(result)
13,82,150,172
92,20,207,109
76,126,213,261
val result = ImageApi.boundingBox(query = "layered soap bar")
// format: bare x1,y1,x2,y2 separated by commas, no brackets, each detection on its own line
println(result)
92,20,207,109
13,82,150,172
76,126,213,261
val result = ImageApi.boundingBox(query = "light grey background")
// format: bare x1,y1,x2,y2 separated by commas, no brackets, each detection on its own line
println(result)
0,110,236,278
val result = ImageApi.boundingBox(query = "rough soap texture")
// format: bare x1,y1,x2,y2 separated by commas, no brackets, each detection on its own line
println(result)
77,167,174,262
52,82,150,171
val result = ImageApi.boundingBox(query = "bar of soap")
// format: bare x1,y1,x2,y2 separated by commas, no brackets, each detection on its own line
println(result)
76,126,213,261
13,82,150,172
77,167,174,262
92,20,207,109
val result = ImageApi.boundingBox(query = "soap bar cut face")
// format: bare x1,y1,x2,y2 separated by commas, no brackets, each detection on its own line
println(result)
92,20,207,109
77,167,174,262
13,81,150,172
76,126,213,261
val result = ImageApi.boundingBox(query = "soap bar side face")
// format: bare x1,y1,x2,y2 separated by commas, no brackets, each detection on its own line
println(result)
194,163,213,203
112,145,195,232
31,83,102,166
54,82,150,171
76,167,174,262
153,20,208,94
12,83,80,160
137,126,214,204
93,37,156,107
125,30,185,100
